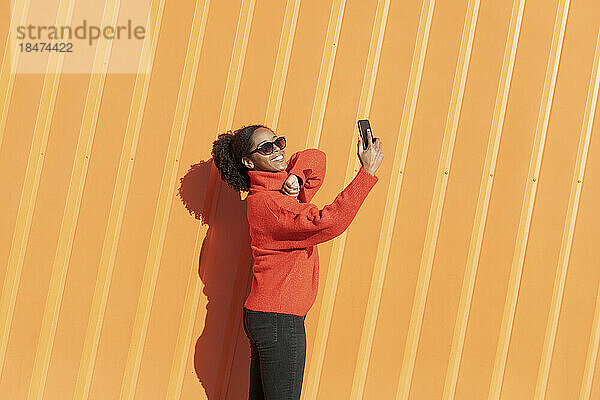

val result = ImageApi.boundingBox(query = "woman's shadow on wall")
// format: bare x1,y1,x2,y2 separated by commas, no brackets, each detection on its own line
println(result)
178,159,253,399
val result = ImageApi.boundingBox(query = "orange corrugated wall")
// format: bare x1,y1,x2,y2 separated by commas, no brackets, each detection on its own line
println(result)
1,0,600,398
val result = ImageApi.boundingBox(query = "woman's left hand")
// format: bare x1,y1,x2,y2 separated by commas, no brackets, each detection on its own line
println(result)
281,174,301,198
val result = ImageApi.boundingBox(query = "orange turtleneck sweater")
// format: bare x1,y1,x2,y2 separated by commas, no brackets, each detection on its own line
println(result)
244,148,379,316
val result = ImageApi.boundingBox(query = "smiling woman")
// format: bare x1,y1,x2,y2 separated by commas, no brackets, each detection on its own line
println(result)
243,131,288,172
211,123,383,398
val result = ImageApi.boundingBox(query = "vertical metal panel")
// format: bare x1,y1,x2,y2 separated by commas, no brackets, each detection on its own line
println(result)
412,0,519,397
68,0,166,398
582,279,600,400
453,0,559,397
441,1,524,398
396,0,479,397
489,0,570,397
87,0,199,397
1,0,600,399
128,0,207,398
507,3,600,399
0,0,71,387
360,0,429,397
0,0,30,149
27,0,124,396
350,0,418,395
545,54,600,399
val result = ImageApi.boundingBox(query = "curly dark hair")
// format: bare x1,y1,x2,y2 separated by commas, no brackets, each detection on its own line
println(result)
211,124,270,192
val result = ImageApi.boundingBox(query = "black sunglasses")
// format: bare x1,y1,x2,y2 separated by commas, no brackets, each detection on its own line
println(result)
248,136,286,156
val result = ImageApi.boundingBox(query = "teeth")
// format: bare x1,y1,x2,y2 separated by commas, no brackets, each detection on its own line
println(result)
273,155,283,161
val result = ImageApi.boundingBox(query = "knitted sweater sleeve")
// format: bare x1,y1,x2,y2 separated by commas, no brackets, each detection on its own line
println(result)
262,166,379,250
286,148,326,203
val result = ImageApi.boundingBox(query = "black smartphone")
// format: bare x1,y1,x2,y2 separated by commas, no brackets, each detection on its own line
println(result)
357,119,374,150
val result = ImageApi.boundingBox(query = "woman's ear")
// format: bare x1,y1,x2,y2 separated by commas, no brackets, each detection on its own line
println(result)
241,156,254,170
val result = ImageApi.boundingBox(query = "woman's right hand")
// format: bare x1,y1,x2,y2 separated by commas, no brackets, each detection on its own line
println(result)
358,128,384,176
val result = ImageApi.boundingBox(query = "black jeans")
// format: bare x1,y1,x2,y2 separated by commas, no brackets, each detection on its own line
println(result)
242,307,307,399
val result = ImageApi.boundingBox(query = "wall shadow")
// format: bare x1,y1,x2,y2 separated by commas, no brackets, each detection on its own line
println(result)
178,159,252,399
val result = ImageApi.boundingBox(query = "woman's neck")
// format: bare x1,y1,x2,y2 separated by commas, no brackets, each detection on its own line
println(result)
247,169,289,192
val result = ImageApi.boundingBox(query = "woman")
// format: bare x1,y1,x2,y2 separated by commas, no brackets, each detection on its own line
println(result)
211,124,384,399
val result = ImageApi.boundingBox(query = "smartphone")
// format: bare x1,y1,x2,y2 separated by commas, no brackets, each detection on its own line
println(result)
357,119,374,150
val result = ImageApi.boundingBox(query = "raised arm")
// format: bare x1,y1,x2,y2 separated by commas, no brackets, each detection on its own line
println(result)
286,148,326,203
259,166,378,250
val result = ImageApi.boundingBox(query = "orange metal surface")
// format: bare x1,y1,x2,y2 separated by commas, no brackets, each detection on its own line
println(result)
1,0,600,399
